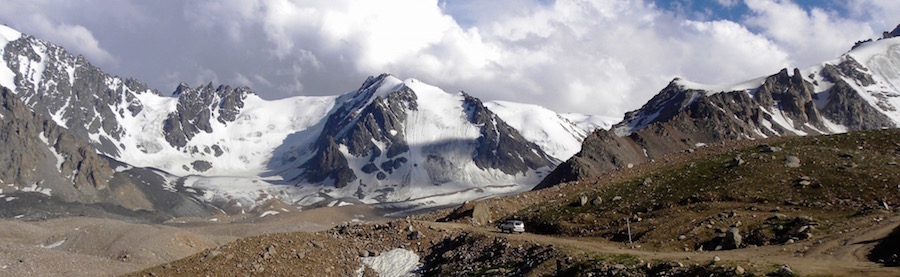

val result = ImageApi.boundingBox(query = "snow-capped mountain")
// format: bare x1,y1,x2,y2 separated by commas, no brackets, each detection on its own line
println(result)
539,25,900,189
0,25,601,214
484,101,616,161
0,85,216,220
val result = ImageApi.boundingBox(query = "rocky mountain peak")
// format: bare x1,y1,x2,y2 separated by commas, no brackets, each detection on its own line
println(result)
172,82,192,96
754,68,826,131
162,83,253,148
1,23,600,212
614,78,709,136
884,23,900,39
460,92,556,174
295,75,556,193
539,32,900,189
1,32,162,156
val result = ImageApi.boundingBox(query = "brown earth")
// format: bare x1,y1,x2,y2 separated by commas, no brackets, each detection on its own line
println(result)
127,129,900,276
123,215,900,277
0,204,389,276
4,130,900,276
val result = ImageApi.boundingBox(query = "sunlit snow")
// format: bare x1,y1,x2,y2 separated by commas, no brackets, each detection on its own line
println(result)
359,248,420,277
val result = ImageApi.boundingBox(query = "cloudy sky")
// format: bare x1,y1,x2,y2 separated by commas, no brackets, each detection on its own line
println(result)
1,0,897,117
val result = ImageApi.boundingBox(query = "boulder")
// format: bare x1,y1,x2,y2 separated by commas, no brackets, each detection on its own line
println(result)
472,203,491,226
760,144,782,153
731,155,745,167
203,250,222,261
723,227,742,249
771,265,795,276
784,156,801,168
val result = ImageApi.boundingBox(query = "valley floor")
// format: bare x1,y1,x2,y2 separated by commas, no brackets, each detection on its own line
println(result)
0,204,388,276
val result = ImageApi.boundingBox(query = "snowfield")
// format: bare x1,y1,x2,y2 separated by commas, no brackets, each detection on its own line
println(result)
1,21,611,212
358,248,420,277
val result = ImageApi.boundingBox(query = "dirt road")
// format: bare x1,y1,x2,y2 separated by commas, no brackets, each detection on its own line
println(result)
421,215,900,276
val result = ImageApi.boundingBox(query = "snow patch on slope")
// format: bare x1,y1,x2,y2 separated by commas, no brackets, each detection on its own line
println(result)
21,183,51,197
113,91,337,176
559,113,617,131
404,78,481,144
848,37,900,65
18,43,49,92
359,248,420,277
674,76,767,96
863,44,900,123
38,132,65,172
485,100,589,161
0,25,21,90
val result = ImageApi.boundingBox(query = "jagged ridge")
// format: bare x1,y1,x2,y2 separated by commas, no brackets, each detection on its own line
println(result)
539,35,900,189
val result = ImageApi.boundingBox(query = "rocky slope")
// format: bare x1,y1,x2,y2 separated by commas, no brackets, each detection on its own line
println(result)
129,129,900,276
127,217,745,277
538,33,900,189
0,87,112,203
0,27,158,156
0,86,217,220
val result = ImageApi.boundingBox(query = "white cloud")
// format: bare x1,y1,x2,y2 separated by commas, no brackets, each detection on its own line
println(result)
435,0,790,116
0,0,895,117
742,0,875,67
184,0,793,116
193,67,220,87
22,14,115,65
717,0,740,8
841,0,900,36
0,0,155,67
231,73,253,87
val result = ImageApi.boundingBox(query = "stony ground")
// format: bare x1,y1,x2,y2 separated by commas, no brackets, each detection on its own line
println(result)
130,129,900,276
0,204,387,276
4,130,900,276
125,214,900,276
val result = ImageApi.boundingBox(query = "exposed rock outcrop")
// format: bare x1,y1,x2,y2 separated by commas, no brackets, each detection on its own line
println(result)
2,34,156,156
163,83,251,148
299,74,555,189
0,86,112,203
539,49,900,189
884,24,900,39
462,93,556,174
1,85,216,218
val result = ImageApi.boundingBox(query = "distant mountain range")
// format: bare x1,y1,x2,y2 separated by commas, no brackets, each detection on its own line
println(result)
0,25,614,218
539,24,900,189
4,21,899,218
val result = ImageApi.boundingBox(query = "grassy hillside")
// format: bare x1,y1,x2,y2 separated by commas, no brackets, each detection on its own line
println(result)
517,129,900,250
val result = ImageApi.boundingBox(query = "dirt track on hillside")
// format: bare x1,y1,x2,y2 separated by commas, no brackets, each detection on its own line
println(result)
421,215,900,276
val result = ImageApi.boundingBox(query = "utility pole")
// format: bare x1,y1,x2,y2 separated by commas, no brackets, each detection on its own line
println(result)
626,216,633,245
